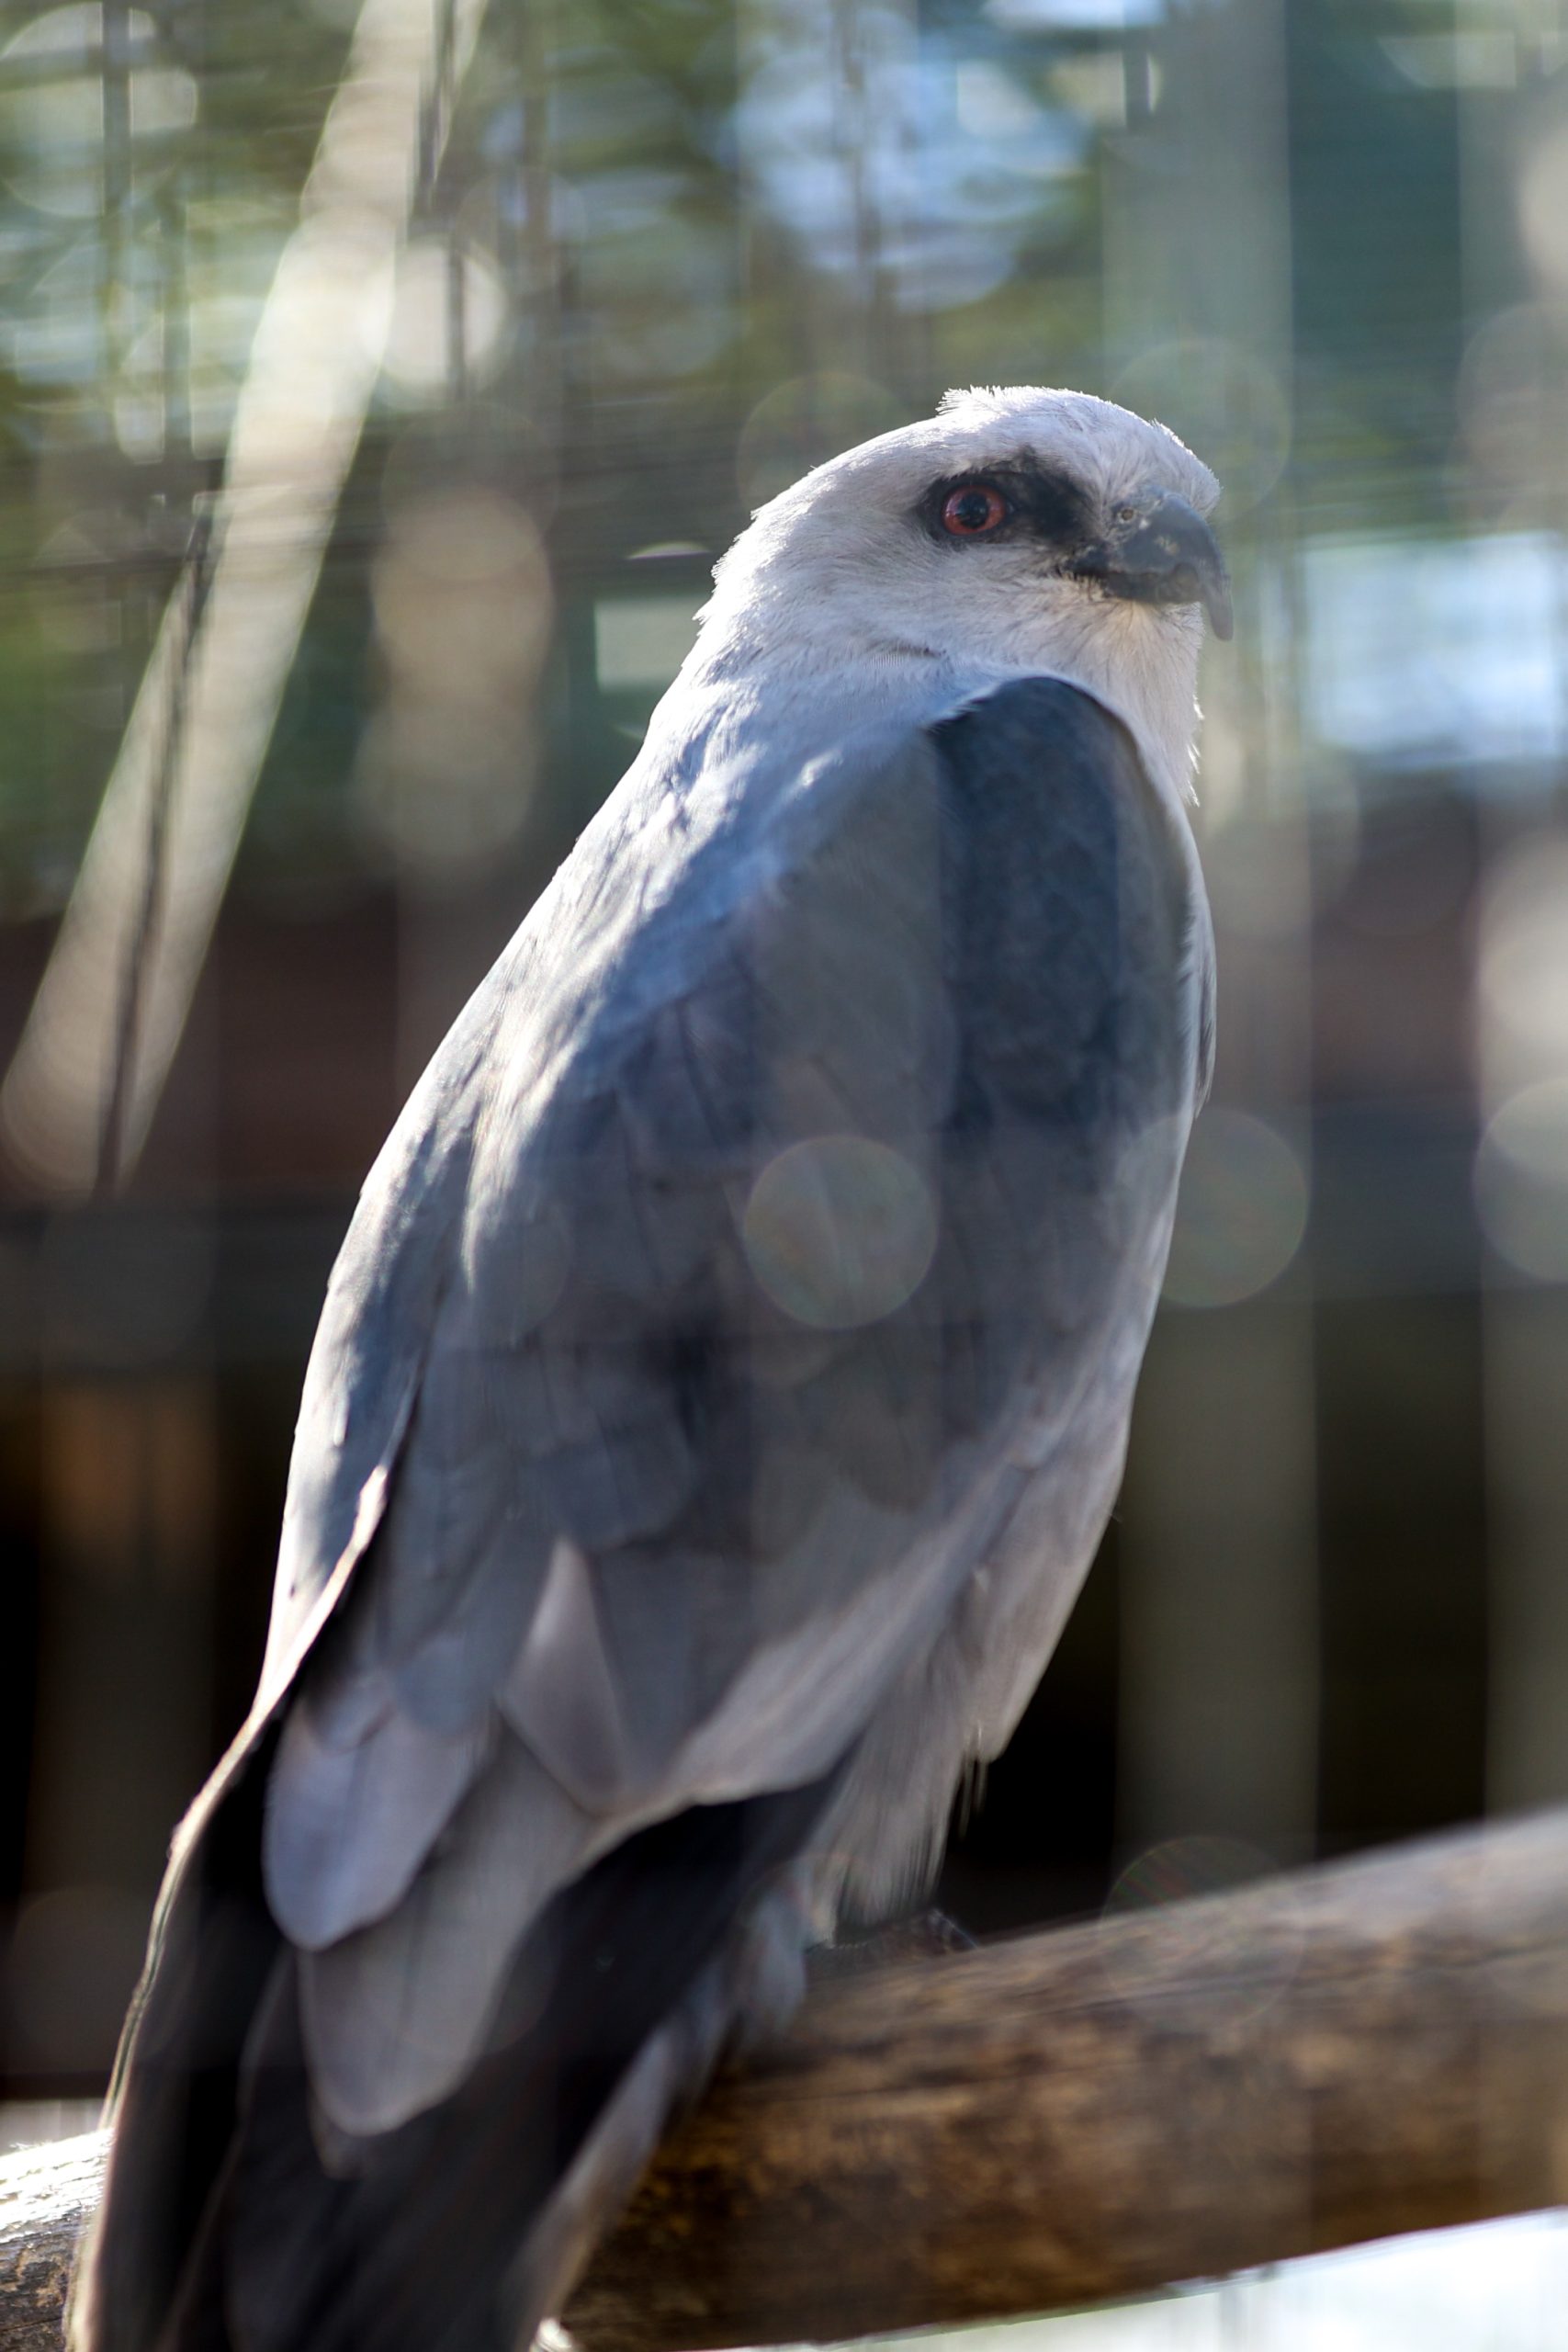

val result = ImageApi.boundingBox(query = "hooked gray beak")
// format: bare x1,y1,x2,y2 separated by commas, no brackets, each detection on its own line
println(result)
1070,492,1233,641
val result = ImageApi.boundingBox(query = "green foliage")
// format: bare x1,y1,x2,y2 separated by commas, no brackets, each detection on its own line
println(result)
0,0,1542,904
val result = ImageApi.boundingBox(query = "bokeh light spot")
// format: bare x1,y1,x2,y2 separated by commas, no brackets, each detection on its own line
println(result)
1479,837,1568,1079
1518,124,1568,297
987,0,1163,24
1162,1109,1309,1309
1106,1831,1275,1917
0,6,197,219
1475,1081,1568,1282
373,238,511,401
357,489,551,888
736,375,905,510
1459,303,1568,514
1100,1835,1300,2029
744,1136,937,1329
371,490,551,692
1111,337,1290,519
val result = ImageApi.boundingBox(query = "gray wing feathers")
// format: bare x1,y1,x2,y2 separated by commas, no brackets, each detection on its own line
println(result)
500,1539,648,1809
265,1695,492,1951
263,1078,483,1690
260,677,1198,2145
298,1733,602,2135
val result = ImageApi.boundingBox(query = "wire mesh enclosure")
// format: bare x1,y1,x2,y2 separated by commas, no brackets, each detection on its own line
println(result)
2,0,1568,2147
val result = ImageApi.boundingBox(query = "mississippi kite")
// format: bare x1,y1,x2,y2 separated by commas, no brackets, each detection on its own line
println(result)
73,386,1227,2352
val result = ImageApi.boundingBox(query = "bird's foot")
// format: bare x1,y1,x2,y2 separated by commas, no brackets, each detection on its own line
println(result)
809,1907,976,1983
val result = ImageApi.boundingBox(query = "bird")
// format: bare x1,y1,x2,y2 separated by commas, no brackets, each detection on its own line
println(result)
70,385,1228,2352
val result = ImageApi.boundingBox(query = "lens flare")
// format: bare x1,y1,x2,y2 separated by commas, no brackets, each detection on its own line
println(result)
743,1136,938,1329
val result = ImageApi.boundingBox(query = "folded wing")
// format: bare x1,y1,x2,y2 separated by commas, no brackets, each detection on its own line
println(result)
74,676,1204,2352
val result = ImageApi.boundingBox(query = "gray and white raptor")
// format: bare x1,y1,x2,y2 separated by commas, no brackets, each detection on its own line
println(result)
72,385,1229,2352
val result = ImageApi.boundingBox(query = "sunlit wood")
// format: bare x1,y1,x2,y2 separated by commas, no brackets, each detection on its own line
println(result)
6,1807,1568,2350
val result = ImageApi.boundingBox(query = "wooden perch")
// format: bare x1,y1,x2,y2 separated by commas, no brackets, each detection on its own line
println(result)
7,1805,1568,2352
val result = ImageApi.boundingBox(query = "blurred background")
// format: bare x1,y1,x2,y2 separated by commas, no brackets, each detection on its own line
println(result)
1,0,1568,2316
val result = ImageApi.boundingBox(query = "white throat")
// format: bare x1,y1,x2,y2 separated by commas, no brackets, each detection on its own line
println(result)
674,577,1205,819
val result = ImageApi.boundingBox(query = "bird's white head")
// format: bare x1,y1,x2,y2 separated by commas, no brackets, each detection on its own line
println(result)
688,385,1227,808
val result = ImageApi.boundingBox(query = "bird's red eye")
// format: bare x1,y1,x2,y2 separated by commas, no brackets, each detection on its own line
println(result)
941,483,1010,537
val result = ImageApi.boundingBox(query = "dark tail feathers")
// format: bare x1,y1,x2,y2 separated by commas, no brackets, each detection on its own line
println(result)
74,1758,837,2352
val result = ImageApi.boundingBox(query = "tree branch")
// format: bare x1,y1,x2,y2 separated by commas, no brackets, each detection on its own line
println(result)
0,0,491,1196
6,1807,1568,2352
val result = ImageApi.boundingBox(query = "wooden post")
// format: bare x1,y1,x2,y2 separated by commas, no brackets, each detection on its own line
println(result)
6,1807,1568,2352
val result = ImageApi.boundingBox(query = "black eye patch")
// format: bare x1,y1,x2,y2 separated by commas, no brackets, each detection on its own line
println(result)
919,458,1092,551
